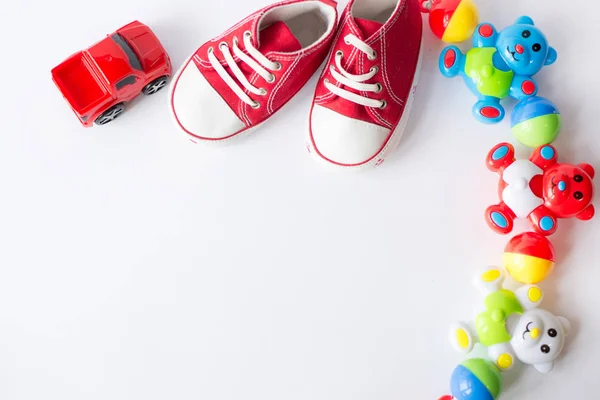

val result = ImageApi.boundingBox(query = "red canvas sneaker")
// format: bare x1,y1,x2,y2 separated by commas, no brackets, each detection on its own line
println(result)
307,0,423,169
169,0,339,143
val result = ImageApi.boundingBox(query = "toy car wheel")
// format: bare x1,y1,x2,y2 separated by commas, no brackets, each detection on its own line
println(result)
95,103,125,125
142,76,168,95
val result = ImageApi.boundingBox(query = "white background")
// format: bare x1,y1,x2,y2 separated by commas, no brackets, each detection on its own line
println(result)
1,0,598,399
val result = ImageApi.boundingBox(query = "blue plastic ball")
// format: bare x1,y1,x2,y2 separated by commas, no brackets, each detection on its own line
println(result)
450,359,502,400
511,96,561,147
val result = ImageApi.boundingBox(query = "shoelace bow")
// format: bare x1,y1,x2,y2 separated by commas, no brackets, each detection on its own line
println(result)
208,31,282,109
324,34,387,109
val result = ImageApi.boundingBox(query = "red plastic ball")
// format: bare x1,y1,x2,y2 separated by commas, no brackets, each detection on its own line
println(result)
422,0,479,43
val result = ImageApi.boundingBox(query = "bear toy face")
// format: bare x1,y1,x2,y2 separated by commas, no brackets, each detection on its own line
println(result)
495,16,557,76
543,163,595,219
510,309,571,373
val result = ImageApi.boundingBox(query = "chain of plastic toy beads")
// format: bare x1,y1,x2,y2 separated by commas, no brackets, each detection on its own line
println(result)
421,1,596,399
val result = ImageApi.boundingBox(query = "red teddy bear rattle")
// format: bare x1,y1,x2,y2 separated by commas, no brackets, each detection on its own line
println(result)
485,143,595,235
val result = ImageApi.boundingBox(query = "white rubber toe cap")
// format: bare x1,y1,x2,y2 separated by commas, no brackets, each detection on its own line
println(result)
310,105,391,166
170,60,245,140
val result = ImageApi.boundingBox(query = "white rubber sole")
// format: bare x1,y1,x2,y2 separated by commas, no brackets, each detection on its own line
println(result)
183,123,265,146
306,39,424,171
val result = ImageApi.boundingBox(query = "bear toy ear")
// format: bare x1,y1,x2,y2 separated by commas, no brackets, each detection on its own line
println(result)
578,163,595,179
545,47,558,66
534,361,554,374
515,16,535,25
557,316,571,336
576,205,595,221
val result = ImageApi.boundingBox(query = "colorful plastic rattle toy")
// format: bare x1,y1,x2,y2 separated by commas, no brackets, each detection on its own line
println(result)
439,358,502,400
504,232,555,284
420,0,479,43
449,267,571,374
485,142,595,235
511,96,561,148
439,16,557,124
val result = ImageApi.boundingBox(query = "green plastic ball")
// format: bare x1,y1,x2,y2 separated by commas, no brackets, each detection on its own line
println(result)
511,96,561,147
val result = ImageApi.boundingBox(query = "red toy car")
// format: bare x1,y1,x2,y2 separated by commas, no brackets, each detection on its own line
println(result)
51,21,172,127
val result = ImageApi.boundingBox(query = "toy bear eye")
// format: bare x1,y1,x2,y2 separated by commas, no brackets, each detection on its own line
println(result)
548,329,557,337
574,191,584,200
522,30,531,38
574,174,583,182
541,344,551,353
532,43,542,52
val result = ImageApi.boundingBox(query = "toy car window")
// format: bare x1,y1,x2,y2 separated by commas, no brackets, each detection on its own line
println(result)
111,33,143,71
115,75,137,90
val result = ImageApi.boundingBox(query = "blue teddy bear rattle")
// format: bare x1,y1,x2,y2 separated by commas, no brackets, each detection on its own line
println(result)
439,16,558,124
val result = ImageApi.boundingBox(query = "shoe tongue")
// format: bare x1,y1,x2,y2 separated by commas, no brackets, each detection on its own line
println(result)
354,17,383,39
258,21,302,54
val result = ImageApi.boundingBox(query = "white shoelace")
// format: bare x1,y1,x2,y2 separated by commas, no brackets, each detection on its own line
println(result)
207,31,282,109
324,34,386,109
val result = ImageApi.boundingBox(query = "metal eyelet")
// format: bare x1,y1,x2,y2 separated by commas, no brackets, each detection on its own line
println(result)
344,38,350,44
244,31,252,38
207,47,214,54
374,83,383,93
379,100,387,109
422,0,433,11
267,74,276,83
370,66,379,74
273,62,282,71
259,88,268,96
219,42,228,51
368,51,378,61
251,101,261,109
335,50,343,57
232,36,239,46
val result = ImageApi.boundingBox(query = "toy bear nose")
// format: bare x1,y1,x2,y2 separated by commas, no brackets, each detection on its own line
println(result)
515,44,525,54
558,181,566,191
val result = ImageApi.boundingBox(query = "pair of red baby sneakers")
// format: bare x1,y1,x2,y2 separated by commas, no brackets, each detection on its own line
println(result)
169,0,422,169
